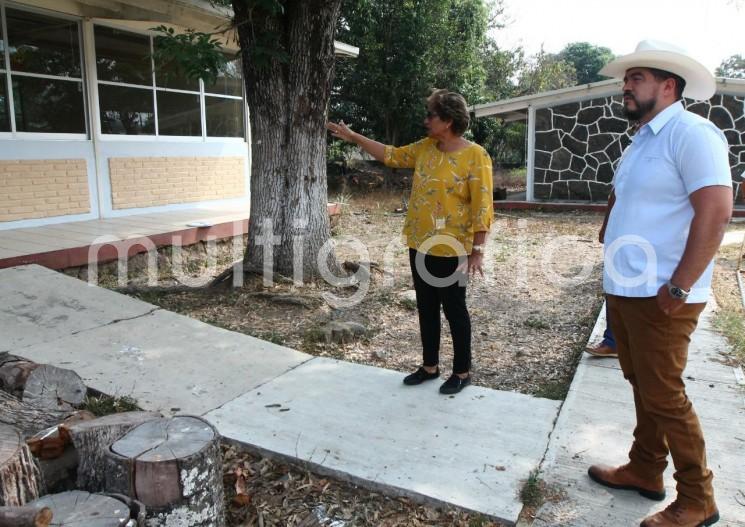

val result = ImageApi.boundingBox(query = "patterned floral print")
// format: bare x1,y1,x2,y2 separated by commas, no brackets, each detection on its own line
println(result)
384,137,493,257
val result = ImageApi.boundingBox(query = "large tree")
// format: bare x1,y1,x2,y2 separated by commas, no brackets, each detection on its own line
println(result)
556,42,614,85
231,0,342,280
160,0,343,280
332,0,492,146
716,54,745,79
516,47,576,95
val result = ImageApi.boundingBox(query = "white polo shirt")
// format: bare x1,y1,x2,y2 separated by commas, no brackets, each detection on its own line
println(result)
603,101,732,303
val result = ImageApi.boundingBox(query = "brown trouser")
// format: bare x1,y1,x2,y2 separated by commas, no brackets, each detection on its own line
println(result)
606,294,714,509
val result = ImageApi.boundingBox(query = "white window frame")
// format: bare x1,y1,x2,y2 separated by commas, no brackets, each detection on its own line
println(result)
92,21,247,143
0,1,88,140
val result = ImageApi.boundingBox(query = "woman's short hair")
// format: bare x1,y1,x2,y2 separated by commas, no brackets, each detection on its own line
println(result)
427,89,470,136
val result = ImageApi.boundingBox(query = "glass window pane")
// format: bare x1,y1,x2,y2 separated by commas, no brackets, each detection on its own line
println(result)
94,26,152,86
0,74,9,131
204,57,242,96
153,41,199,91
99,84,154,135
12,76,85,133
205,96,244,137
6,8,81,78
157,91,201,136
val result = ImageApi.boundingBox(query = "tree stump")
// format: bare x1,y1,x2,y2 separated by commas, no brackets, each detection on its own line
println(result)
0,424,43,506
104,416,225,527
27,491,132,526
0,356,86,411
66,411,161,492
23,365,86,411
0,391,83,439
0,505,52,527
0,354,38,399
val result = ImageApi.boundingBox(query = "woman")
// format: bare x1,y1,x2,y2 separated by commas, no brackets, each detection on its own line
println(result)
327,89,493,394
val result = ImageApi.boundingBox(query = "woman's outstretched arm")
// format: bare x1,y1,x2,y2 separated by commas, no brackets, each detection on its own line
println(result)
327,121,386,162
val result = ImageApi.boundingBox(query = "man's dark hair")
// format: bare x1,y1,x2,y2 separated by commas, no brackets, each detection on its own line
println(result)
649,68,687,100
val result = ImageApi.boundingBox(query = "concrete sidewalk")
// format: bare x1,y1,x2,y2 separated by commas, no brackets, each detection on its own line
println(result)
2,264,743,525
1,265,558,525
531,304,745,527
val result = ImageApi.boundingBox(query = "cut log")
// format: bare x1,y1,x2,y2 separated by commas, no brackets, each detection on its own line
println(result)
22,365,86,411
27,491,131,526
0,424,43,506
0,357,86,411
65,411,161,493
104,416,225,527
0,506,52,527
0,355,39,399
35,446,78,494
0,353,86,410
0,391,79,438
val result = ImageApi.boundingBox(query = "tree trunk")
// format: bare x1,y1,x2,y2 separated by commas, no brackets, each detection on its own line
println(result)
66,411,161,492
0,424,43,506
235,0,343,281
104,416,224,527
0,506,52,527
27,491,133,526
0,391,78,438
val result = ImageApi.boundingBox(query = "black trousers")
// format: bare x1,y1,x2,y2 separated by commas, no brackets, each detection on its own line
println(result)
408,249,471,374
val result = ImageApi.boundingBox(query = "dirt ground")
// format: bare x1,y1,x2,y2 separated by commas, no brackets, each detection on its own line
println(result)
91,201,744,526
110,190,607,526
132,190,606,398
711,226,745,369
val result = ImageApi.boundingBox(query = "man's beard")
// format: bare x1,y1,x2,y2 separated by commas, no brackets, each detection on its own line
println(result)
622,93,656,121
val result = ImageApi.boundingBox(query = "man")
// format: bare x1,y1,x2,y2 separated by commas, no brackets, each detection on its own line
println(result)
585,317,617,357
587,40,732,527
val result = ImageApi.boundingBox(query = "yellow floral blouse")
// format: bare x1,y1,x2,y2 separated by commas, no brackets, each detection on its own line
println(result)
384,137,493,257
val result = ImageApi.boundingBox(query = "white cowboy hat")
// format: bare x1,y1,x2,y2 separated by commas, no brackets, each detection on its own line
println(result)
599,40,716,101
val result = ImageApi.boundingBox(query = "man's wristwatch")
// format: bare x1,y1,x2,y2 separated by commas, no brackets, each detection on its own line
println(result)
471,245,485,254
666,281,690,300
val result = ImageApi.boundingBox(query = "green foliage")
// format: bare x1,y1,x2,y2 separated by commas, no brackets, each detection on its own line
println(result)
517,47,577,95
332,0,493,146
151,26,228,85
716,54,745,79
524,317,549,329
520,468,544,507
471,118,526,165
557,42,614,85
82,394,140,416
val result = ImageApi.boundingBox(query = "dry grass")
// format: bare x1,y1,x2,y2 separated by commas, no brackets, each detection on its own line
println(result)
128,190,605,398
711,231,745,368
222,444,504,527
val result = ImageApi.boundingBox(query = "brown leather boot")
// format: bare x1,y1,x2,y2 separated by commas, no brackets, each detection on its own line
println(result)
585,342,618,357
640,499,719,526
587,463,665,500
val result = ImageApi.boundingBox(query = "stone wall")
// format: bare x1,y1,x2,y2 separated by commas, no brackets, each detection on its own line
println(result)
533,93,745,202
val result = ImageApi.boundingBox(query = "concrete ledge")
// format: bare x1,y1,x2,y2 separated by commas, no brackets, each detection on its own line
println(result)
206,357,561,525
0,219,248,270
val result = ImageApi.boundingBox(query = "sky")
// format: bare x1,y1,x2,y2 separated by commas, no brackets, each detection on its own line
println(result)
493,0,745,73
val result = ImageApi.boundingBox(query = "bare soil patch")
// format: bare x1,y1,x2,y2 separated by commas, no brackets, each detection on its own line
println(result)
127,190,605,397
110,190,607,525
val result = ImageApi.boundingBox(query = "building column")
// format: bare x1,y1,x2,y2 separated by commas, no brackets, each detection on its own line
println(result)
526,105,536,202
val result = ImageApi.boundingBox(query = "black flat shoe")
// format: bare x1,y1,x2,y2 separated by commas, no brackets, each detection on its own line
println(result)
439,373,471,394
403,367,440,385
